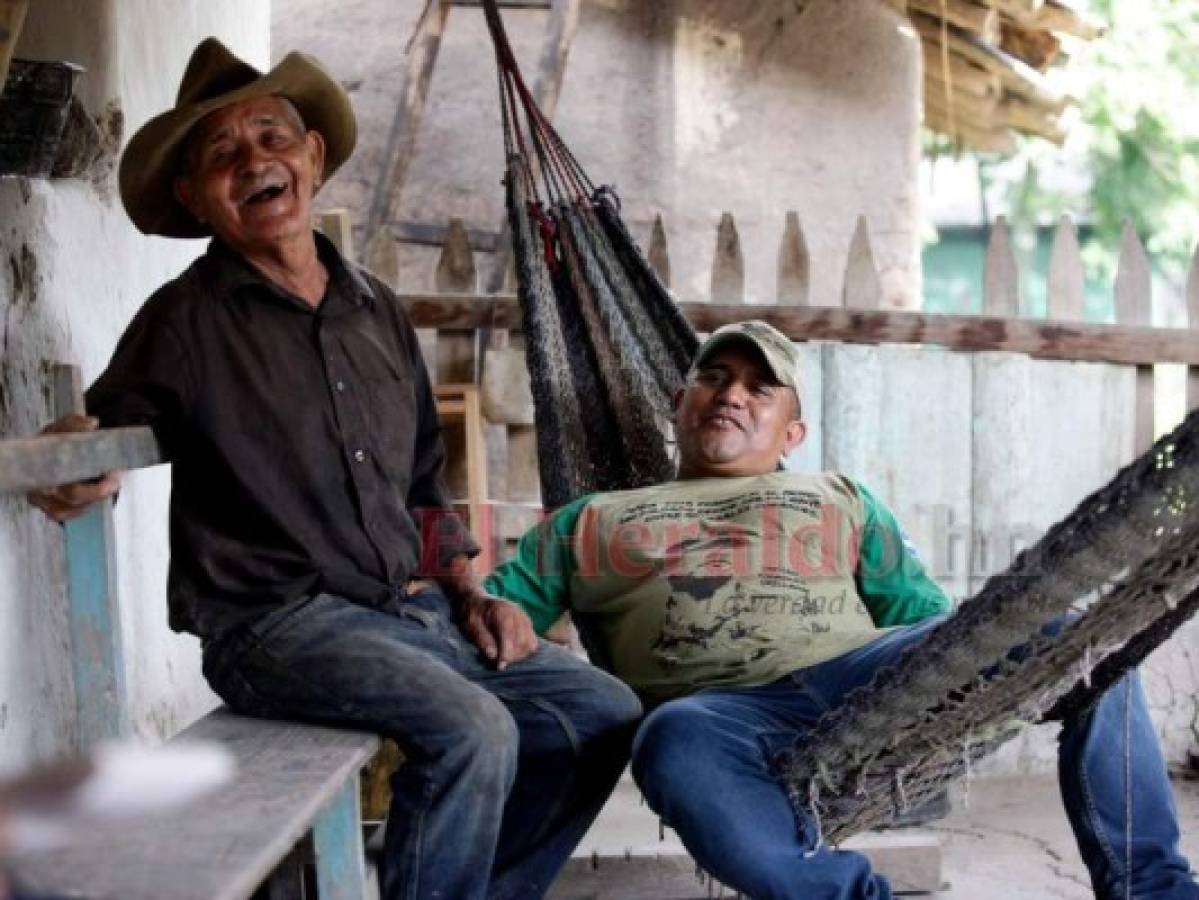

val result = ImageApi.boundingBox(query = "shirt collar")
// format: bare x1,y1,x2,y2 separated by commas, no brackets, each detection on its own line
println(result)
202,230,376,313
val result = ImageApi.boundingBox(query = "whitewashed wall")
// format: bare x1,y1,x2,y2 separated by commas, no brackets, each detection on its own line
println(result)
0,1,270,773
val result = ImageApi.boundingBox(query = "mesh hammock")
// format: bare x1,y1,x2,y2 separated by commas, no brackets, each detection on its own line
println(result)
482,1,1199,843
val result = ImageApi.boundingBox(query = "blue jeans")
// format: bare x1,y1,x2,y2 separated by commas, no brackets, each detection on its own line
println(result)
632,617,1199,900
202,586,642,900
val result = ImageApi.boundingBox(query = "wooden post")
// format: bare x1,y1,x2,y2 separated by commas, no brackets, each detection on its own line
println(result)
434,218,479,383
312,777,369,900
983,215,1020,317
710,213,745,304
1113,221,1155,455
647,213,671,288
318,209,355,262
0,0,29,89
1046,214,1084,321
365,233,400,288
362,0,450,249
52,363,129,748
842,215,881,309
1187,243,1199,412
777,211,810,306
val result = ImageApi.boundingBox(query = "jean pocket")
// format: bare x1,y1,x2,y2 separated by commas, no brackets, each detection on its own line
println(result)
250,593,328,644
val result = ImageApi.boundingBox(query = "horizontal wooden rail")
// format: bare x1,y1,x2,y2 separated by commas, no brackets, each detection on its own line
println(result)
401,294,1199,366
0,427,163,494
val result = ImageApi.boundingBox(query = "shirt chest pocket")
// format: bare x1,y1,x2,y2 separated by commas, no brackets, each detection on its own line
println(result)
333,327,421,480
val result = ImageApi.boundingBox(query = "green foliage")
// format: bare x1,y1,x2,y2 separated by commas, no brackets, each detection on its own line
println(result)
966,2,1199,288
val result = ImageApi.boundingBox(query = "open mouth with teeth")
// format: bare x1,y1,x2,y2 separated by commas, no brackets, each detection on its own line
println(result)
242,182,289,206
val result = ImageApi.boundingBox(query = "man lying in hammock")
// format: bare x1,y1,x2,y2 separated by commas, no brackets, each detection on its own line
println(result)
485,321,1199,900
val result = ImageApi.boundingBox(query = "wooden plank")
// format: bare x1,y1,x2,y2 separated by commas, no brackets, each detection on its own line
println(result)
1113,220,1155,454
647,214,671,288
484,0,582,293
777,211,810,306
0,427,162,494
434,220,478,384
983,215,1020,318
709,212,744,304
318,209,355,262
398,294,1199,366
362,0,450,248
1047,214,1084,322
842,216,881,310
1187,243,1199,412
0,0,29,89
391,219,500,251
313,778,370,900
8,709,378,900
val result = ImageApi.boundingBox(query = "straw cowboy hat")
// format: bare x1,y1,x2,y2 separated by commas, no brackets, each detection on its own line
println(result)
119,37,356,238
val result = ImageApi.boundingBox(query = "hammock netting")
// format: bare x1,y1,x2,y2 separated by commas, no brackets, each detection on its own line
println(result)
482,0,1199,846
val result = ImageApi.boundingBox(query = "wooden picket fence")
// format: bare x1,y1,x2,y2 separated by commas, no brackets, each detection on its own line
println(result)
314,206,1199,595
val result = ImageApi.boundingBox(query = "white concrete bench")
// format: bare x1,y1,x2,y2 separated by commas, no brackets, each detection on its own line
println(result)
0,364,381,899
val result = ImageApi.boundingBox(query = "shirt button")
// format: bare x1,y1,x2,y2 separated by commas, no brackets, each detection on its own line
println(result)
352,449,367,463
335,380,347,393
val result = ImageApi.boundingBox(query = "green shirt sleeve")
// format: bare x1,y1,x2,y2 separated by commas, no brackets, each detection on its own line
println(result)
854,481,952,627
483,494,594,635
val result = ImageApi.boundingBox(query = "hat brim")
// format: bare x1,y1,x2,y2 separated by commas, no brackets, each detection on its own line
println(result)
119,51,357,238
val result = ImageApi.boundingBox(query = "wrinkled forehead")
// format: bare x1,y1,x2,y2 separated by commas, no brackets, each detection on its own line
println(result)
185,95,305,152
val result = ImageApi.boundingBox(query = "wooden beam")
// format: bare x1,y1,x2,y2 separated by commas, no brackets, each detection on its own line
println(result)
391,219,501,251
398,293,1199,367
0,427,162,495
0,0,29,89
362,0,450,248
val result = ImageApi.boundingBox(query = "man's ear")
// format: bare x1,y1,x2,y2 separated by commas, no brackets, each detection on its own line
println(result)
305,130,327,188
782,419,807,456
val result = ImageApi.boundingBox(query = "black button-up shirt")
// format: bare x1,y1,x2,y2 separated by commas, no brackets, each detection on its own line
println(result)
86,233,477,639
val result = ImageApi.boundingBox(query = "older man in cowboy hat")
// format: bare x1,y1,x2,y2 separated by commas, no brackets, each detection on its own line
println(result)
28,38,641,900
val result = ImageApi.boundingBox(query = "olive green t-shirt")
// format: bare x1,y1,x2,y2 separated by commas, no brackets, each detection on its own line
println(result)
485,472,949,702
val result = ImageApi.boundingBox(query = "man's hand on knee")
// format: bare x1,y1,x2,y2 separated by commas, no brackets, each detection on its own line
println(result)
26,415,122,523
458,594,539,670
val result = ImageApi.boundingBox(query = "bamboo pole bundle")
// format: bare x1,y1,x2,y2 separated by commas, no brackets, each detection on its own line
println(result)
923,105,1017,153
912,14,1071,111
908,0,998,40
997,96,1067,145
999,20,1062,72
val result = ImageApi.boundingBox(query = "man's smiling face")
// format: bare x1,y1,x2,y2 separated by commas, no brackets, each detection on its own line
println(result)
674,343,806,479
173,95,325,255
